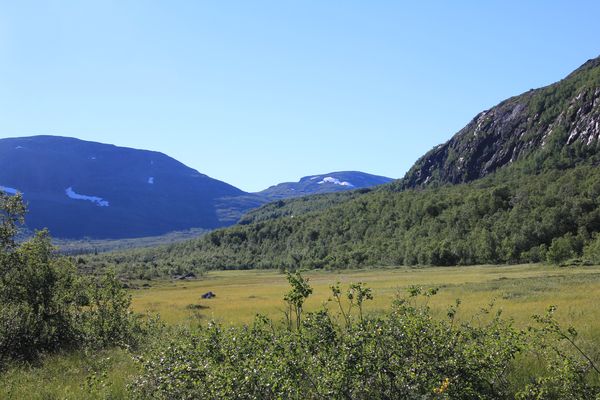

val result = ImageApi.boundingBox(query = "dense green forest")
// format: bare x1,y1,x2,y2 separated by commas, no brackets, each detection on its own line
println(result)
83,162,600,275
77,55,600,276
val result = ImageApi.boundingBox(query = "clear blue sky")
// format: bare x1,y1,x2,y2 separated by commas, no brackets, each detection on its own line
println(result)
0,1,598,192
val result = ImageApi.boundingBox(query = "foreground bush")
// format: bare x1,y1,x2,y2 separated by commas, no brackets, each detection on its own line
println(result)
130,275,600,399
0,192,145,365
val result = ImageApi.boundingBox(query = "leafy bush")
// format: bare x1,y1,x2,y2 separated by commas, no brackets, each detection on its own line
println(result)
546,233,578,264
583,233,600,264
129,275,600,399
0,192,146,365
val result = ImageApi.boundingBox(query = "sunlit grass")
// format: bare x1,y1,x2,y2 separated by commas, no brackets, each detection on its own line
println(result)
0,349,136,400
130,264,600,335
4,263,600,399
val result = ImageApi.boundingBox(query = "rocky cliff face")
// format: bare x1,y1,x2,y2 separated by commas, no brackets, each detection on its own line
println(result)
401,56,600,188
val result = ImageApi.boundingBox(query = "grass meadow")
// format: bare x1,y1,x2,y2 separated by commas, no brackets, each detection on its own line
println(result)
131,264,600,332
3,263,600,399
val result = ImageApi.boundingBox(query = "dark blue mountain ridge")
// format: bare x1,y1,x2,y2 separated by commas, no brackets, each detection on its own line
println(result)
257,171,394,199
0,135,246,238
0,135,393,238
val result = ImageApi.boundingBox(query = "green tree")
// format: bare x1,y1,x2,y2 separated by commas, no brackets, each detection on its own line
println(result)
0,192,144,363
547,233,577,264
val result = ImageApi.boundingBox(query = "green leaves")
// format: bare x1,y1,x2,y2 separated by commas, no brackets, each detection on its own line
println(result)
0,195,144,364
130,287,533,399
283,272,313,331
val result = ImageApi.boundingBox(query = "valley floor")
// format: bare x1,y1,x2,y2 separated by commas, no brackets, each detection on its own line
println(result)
131,264,600,333
3,263,600,399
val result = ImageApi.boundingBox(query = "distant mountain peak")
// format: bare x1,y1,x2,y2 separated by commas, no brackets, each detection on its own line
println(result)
258,171,393,200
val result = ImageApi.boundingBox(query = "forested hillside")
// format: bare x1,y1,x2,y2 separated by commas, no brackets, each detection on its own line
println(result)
84,55,600,273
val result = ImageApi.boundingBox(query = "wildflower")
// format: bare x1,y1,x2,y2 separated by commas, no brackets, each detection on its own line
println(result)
433,377,450,394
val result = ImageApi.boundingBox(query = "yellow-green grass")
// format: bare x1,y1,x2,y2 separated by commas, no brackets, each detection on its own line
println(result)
4,264,600,400
130,264,600,341
0,348,136,400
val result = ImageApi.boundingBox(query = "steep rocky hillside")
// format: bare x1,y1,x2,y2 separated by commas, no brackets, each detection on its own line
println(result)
401,56,600,188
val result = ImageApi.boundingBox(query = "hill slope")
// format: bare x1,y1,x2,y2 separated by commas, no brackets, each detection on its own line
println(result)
0,136,392,239
96,55,600,271
0,136,250,238
400,56,600,188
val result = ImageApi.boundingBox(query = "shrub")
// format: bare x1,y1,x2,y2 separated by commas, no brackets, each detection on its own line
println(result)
0,193,145,365
546,233,577,264
583,233,600,263
130,276,600,399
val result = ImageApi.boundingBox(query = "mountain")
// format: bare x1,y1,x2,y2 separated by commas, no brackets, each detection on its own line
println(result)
401,56,600,189
0,136,391,239
0,136,251,238
100,55,600,271
258,172,393,200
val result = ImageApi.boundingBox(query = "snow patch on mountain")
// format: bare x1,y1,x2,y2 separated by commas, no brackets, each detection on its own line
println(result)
148,177,154,184
317,177,354,187
0,185,20,195
65,187,109,207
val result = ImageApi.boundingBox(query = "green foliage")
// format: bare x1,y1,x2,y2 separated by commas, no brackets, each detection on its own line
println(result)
106,164,600,270
546,233,579,264
0,192,26,250
77,270,147,349
0,194,146,365
76,238,209,281
239,190,366,225
330,281,373,325
129,281,600,399
283,272,313,330
0,230,81,361
516,306,600,399
583,233,600,264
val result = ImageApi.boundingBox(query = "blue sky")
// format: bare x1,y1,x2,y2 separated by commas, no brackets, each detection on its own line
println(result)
0,1,599,192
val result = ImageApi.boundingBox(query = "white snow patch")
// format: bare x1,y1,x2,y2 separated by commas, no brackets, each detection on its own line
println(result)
309,176,320,180
15,146,24,150
65,187,109,207
0,185,20,195
148,177,154,184
90,156,97,160
317,177,354,187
